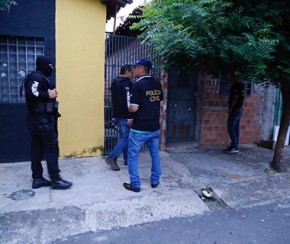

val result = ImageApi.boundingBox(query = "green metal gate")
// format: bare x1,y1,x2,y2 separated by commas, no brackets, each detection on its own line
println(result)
166,70,198,142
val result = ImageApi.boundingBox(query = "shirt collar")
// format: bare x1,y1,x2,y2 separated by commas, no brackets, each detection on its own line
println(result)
136,76,151,82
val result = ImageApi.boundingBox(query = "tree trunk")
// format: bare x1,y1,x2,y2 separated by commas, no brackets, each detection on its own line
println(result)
272,82,290,172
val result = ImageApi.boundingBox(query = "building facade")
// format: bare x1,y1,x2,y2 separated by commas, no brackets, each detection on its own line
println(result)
159,71,277,149
0,1,280,163
0,0,132,162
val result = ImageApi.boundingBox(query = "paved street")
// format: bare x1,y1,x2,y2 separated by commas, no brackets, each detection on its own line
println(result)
52,201,290,244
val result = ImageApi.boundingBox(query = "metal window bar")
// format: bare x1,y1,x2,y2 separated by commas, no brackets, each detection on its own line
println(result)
104,34,160,155
0,36,44,103
218,73,252,96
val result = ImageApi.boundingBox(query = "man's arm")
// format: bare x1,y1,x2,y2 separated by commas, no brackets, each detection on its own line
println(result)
228,94,238,114
26,79,49,99
127,104,138,127
129,82,140,113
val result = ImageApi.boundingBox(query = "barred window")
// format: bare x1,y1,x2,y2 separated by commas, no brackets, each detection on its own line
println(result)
219,74,252,96
0,36,44,103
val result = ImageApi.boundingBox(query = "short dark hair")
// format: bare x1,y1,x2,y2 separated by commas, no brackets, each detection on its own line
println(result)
143,66,150,74
120,64,132,75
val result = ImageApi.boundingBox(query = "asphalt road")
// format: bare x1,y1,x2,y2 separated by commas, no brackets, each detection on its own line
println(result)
52,200,290,244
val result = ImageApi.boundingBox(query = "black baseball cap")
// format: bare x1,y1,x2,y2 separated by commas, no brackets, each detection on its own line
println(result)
130,58,152,70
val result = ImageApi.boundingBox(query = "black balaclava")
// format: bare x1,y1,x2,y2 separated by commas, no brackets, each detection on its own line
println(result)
36,55,54,77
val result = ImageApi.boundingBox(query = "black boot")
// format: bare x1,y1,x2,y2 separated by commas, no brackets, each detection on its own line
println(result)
151,182,159,188
32,177,52,189
123,182,140,192
105,157,120,171
51,179,72,190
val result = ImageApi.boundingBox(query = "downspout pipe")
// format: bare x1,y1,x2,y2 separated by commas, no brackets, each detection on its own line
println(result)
274,87,282,126
273,86,290,146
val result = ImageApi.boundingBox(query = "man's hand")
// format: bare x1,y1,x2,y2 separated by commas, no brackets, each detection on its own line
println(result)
127,119,133,127
48,89,58,99
129,104,138,113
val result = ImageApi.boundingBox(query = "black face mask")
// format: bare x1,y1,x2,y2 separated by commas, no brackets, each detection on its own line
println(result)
36,55,54,77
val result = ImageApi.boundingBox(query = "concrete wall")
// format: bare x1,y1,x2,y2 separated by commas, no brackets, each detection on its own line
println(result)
259,85,276,141
56,0,106,157
0,0,55,67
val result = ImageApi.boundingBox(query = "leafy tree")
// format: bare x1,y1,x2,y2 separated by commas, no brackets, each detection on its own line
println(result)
0,0,17,13
114,7,143,37
131,0,290,171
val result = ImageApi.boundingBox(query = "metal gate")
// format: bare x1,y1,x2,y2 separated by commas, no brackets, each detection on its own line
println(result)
166,70,198,142
104,34,160,154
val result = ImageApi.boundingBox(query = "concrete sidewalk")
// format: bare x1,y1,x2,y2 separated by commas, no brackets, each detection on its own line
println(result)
167,144,290,209
0,151,208,244
1,144,290,243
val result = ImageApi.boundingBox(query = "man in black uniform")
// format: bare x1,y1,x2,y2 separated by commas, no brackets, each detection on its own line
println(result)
106,65,133,171
123,58,163,192
25,55,72,189
225,76,245,154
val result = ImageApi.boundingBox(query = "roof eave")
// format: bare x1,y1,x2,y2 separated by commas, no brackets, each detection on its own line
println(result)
101,0,133,20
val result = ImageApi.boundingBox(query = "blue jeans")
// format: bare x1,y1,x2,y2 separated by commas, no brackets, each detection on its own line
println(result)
227,108,243,149
127,129,161,188
109,118,130,162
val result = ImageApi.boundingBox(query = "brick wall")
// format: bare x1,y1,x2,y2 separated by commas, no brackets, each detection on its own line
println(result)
199,73,262,146
159,71,263,149
160,70,168,150
241,96,262,143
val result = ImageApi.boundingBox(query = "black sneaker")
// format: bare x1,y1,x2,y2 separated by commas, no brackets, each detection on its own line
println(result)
225,147,239,154
123,182,140,192
151,182,159,188
51,179,72,190
106,157,120,171
32,178,51,189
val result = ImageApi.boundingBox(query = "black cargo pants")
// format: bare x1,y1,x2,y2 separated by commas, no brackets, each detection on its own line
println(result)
26,113,60,180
